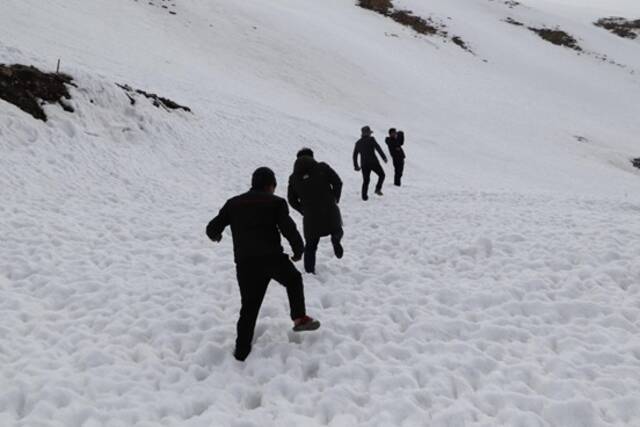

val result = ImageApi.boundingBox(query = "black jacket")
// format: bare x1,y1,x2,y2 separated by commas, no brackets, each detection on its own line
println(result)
206,190,304,263
353,136,387,169
385,135,405,160
288,157,343,239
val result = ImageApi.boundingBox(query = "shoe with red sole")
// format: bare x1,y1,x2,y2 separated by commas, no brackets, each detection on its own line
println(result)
293,316,321,332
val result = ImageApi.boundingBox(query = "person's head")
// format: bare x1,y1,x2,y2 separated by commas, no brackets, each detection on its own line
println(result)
361,126,373,137
251,167,277,194
388,128,397,137
296,148,314,158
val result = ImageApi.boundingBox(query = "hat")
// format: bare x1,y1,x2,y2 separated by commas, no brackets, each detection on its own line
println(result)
361,126,373,136
296,147,314,158
251,167,277,190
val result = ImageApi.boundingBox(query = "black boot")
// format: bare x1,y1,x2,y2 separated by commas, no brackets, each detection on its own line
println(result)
333,241,344,259
234,345,251,361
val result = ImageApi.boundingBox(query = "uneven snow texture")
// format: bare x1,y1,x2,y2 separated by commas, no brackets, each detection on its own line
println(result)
2,0,640,426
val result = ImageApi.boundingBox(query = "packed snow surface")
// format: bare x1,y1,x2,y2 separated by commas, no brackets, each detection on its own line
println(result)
1,0,640,426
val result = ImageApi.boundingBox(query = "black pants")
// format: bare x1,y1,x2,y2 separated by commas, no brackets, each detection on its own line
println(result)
361,163,385,199
392,157,404,186
234,255,306,360
304,227,344,273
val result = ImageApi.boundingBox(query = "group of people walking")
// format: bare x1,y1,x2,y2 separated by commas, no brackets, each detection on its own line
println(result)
353,126,406,199
206,126,407,361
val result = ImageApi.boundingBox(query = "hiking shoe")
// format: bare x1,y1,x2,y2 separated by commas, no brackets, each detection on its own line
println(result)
333,241,344,259
293,316,321,332
362,195,368,201
375,190,383,196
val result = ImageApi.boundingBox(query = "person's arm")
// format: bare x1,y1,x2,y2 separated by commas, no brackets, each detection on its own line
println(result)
206,202,230,242
324,163,343,203
374,138,388,163
287,177,304,215
276,199,304,259
353,142,361,171
385,137,394,158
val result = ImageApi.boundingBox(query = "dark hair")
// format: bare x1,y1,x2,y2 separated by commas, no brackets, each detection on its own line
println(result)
251,167,277,190
297,148,314,158
389,128,397,135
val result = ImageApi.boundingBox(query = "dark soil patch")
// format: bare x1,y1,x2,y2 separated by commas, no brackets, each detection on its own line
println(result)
389,9,440,36
357,0,471,52
505,17,524,27
632,158,640,169
0,64,75,121
133,0,177,15
573,135,588,143
117,84,191,112
452,36,471,51
488,0,520,9
358,0,441,36
595,17,640,40
528,27,582,51
358,0,392,14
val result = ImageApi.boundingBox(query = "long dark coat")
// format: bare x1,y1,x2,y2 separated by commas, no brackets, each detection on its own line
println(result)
288,157,343,239
385,133,405,160
353,136,387,168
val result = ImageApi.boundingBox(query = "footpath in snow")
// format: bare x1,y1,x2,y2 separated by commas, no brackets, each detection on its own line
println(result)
2,160,640,426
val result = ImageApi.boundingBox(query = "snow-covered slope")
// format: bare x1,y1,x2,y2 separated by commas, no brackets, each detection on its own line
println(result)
1,1,640,426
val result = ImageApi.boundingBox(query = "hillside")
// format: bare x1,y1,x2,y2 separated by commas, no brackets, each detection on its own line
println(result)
1,1,640,426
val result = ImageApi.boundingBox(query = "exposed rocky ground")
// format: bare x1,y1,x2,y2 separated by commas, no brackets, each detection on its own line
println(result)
117,84,191,112
0,63,190,122
505,19,582,52
357,0,472,52
595,17,640,40
527,27,582,52
0,64,74,121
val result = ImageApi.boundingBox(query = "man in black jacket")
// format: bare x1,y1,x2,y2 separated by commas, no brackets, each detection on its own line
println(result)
385,128,406,186
353,126,387,200
288,148,344,274
206,167,320,361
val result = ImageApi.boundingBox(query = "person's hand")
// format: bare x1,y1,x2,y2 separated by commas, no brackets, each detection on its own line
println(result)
210,234,223,242
291,252,303,262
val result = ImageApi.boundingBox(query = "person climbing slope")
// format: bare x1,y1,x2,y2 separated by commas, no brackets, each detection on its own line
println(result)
353,126,387,200
206,167,320,361
288,148,344,274
385,128,406,186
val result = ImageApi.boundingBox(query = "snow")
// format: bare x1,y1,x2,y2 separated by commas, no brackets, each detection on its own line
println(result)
1,0,640,426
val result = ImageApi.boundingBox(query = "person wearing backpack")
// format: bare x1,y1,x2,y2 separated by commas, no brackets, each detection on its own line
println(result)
206,167,320,361
385,128,406,186
353,126,388,200
288,148,344,274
